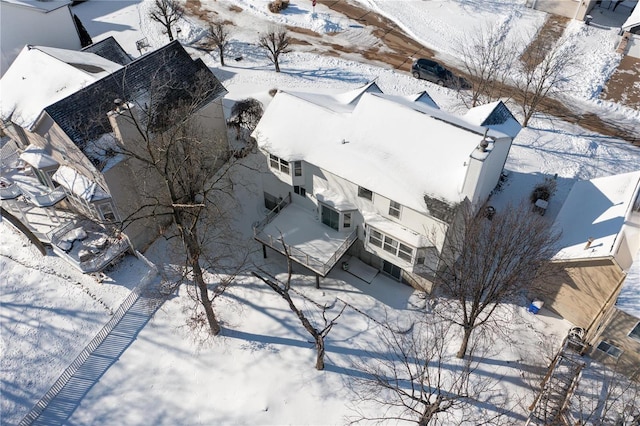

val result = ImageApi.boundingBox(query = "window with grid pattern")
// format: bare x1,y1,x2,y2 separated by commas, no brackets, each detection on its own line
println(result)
597,341,622,358
389,200,401,218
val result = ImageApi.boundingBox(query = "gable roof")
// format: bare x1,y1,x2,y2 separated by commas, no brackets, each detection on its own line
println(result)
0,45,122,129
44,40,227,150
253,86,514,214
285,81,383,114
552,171,640,261
82,36,132,66
463,101,521,138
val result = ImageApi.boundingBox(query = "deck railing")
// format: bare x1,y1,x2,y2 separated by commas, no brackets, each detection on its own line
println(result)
254,226,357,277
252,193,292,231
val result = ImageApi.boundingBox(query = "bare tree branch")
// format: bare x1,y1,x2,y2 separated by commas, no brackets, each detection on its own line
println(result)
149,0,184,42
258,27,292,73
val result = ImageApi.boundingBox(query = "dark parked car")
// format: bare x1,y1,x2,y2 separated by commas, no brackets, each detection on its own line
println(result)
411,58,470,89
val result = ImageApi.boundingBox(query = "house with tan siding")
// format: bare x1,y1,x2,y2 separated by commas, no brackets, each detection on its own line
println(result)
1,39,228,271
537,171,640,379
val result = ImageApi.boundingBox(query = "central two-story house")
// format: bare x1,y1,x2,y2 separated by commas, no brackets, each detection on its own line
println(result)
252,83,521,289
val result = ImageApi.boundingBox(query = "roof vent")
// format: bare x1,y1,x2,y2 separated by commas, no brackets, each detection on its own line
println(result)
584,237,594,250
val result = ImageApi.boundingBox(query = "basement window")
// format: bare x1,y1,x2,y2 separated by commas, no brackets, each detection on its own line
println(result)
596,340,622,358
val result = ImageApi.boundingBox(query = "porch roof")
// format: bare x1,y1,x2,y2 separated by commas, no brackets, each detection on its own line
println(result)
316,188,358,211
363,211,431,248
255,203,357,276
20,145,59,169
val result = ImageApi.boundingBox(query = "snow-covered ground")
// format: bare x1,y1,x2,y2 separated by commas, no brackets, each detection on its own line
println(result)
2,0,640,424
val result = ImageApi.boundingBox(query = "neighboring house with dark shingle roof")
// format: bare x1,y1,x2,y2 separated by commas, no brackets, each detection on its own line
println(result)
82,36,132,66
1,40,229,251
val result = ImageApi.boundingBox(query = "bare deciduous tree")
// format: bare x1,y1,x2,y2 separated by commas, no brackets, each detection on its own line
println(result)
458,25,516,107
207,21,230,66
108,70,244,336
516,34,574,127
149,0,184,42
253,247,345,370
571,362,640,425
258,27,291,73
430,202,560,359
349,316,504,425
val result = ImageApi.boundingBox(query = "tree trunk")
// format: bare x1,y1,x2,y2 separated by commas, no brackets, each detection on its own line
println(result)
167,26,174,41
219,48,225,66
315,335,325,370
193,259,221,335
457,327,473,359
275,60,281,73
183,231,221,335
418,398,441,426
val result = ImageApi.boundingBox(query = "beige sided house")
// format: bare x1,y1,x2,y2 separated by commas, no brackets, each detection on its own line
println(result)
1,39,228,271
538,171,640,379
251,83,521,289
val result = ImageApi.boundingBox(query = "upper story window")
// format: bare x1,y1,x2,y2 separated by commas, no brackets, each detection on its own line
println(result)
344,212,352,228
389,200,401,218
358,186,373,201
630,322,640,342
269,154,290,174
294,161,302,177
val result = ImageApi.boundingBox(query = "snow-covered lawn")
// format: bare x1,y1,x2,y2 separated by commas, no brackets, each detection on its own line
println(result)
2,0,640,424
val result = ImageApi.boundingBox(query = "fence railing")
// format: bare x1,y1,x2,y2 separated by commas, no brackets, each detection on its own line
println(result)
19,267,159,426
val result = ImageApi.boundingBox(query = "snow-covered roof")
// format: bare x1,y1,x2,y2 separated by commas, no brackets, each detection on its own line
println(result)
463,101,522,138
286,81,382,113
617,248,640,318
1,0,72,13
364,212,431,248
552,171,640,260
0,45,122,130
315,188,358,211
622,2,640,31
52,165,97,202
19,145,59,169
254,86,510,214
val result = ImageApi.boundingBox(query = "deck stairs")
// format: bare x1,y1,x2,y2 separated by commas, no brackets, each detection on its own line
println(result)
526,327,587,426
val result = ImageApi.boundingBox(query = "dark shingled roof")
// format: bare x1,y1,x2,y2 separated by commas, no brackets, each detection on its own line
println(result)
480,101,519,127
46,40,227,150
82,36,132,66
